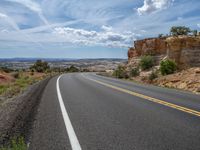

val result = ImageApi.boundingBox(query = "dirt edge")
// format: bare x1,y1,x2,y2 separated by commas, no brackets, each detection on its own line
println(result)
0,76,53,146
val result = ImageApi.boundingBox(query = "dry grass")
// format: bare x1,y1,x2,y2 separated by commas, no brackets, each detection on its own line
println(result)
0,71,47,98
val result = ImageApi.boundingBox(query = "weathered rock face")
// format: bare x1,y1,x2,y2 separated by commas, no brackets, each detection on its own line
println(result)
128,36,200,68
166,36,200,68
128,37,167,60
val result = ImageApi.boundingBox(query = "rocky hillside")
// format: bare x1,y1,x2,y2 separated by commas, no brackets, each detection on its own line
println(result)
128,35,200,69
153,67,200,94
126,35,200,94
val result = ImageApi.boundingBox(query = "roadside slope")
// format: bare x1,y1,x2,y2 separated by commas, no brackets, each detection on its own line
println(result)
0,77,51,145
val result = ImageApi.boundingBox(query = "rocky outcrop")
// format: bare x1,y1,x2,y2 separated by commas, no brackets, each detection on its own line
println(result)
128,36,200,69
166,36,200,68
128,37,167,59
153,67,200,94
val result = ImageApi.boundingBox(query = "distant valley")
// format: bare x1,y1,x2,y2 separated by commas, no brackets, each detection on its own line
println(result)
0,58,126,72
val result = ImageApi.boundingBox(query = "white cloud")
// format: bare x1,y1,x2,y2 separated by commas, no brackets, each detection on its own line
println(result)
0,12,20,31
0,25,137,48
102,25,113,31
197,24,200,28
1,29,9,33
0,13,7,18
137,0,174,15
5,0,50,27
52,27,137,47
6,0,42,13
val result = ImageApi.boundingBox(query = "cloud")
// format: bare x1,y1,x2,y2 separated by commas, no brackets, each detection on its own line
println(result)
5,0,50,27
137,0,174,15
0,12,44,48
1,0,200,56
102,25,113,31
0,12,20,30
5,0,42,13
0,13,7,18
197,24,200,28
54,27,137,47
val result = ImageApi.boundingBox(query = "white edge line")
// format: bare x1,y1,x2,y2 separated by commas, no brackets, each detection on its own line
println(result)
56,75,82,150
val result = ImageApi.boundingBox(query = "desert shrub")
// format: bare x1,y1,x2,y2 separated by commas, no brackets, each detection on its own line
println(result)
139,55,154,70
158,34,164,38
160,59,177,75
82,68,90,72
149,71,158,81
30,60,50,73
30,69,34,76
0,67,13,73
67,65,79,72
0,137,27,150
0,85,9,95
193,30,198,36
170,26,191,36
11,72,20,79
130,67,140,77
113,66,129,79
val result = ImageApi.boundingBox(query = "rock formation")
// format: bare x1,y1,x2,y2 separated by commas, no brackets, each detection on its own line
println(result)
128,36,200,69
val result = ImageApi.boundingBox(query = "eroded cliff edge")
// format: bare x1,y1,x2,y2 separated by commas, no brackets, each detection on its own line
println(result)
128,36,200,69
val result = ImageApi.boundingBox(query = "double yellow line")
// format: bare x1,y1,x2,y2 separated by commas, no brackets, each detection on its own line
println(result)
87,77,200,117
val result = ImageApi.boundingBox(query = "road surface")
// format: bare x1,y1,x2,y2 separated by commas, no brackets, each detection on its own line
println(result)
29,73,200,150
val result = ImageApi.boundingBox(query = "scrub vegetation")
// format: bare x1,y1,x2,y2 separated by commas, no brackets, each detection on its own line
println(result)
0,137,27,150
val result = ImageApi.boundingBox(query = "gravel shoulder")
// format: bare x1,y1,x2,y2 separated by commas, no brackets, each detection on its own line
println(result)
0,77,52,146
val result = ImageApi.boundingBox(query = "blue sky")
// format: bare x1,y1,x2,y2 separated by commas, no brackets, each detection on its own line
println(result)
0,0,200,58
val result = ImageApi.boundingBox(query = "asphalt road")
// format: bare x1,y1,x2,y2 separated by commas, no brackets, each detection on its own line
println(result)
29,73,200,150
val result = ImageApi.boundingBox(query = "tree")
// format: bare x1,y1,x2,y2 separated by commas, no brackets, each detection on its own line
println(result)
30,60,50,73
67,65,79,72
193,30,198,36
170,26,191,36
158,34,164,38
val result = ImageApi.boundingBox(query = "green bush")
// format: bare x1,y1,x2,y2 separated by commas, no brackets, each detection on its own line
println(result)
113,66,129,79
66,65,79,72
160,59,177,75
30,70,34,76
170,26,191,36
149,71,158,81
30,60,50,73
193,30,198,36
0,137,27,150
158,34,164,38
139,55,154,70
130,67,140,77
11,72,20,79
0,85,9,95
0,67,13,73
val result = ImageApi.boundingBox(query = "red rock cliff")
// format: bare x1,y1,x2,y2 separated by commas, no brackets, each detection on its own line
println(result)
128,36,200,68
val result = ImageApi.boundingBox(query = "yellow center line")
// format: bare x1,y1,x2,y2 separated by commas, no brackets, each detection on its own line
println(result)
86,77,200,117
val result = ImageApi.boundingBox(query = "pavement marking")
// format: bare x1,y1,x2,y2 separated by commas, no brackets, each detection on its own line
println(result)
85,76,200,117
57,75,82,150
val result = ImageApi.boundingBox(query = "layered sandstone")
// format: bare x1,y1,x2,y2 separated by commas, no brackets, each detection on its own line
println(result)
166,36,200,68
128,36,200,68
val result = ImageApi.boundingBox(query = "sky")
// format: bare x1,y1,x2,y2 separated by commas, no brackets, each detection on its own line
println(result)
0,0,200,58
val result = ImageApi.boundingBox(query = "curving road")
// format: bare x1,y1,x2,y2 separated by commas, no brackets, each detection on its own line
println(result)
29,73,200,150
